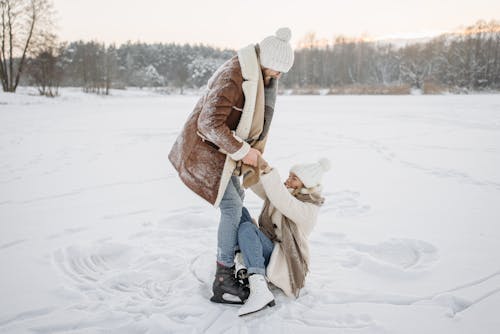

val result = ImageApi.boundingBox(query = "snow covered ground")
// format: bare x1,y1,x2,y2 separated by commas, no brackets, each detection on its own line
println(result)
1,88,499,333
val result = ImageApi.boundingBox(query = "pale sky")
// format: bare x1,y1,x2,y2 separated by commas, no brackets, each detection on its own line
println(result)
53,0,500,48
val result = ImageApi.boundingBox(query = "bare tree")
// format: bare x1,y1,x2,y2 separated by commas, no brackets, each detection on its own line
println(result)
0,0,55,92
104,44,118,95
27,43,62,96
394,44,429,89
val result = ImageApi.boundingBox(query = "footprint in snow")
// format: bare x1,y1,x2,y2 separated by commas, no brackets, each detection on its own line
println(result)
52,241,192,313
321,190,371,217
316,234,439,275
350,238,439,272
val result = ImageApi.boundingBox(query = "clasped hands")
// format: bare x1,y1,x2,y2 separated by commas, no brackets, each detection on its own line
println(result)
242,148,271,173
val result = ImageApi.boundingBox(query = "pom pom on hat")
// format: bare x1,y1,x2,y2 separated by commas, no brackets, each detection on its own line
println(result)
275,27,292,42
259,27,295,73
290,158,331,189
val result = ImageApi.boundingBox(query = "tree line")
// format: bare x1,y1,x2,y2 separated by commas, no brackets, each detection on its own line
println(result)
33,41,234,95
284,20,500,93
1,1,499,96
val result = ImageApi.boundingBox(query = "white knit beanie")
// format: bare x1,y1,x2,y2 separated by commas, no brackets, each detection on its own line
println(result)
259,27,295,73
290,158,331,189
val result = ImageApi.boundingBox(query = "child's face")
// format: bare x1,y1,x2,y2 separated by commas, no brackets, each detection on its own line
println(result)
284,172,304,190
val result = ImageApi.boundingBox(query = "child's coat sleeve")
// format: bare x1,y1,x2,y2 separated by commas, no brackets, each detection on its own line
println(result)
259,168,318,235
250,181,267,200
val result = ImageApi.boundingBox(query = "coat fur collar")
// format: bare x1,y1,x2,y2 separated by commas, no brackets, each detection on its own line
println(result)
213,45,264,207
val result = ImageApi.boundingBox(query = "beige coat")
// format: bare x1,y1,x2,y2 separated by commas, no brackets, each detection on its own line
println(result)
251,169,320,297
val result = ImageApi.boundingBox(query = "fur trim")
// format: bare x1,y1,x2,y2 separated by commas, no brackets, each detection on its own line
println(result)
213,45,261,208
229,142,251,161
238,44,260,81
299,185,323,195
235,44,260,140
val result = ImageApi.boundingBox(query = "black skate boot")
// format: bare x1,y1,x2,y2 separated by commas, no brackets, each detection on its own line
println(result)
210,263,250,304
234,251,249,288
236,267,249,288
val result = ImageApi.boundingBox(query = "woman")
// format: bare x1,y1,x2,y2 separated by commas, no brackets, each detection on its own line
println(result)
236,157,331,316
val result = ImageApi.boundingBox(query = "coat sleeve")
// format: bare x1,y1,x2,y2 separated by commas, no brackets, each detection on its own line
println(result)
250,180,267,200
197,79,250,161
259,169,318,234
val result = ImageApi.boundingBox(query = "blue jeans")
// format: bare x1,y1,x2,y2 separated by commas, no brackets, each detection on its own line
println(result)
217,175,245,267
237,209,274,276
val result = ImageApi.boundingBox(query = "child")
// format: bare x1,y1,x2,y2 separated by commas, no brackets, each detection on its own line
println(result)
236,157,331,316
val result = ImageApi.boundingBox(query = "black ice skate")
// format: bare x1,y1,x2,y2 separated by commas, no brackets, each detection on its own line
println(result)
210,263,250,304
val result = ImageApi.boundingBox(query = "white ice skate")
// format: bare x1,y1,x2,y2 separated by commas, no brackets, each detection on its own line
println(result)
238,274,275,316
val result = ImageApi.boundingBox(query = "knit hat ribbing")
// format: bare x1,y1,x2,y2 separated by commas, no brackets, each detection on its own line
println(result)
290,158,331,188
259,27,295,73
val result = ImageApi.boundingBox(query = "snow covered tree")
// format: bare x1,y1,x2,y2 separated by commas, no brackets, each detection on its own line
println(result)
188,56,223,88
371,44,400,85
399,44,431,89
134,64,164,88
102,44,118,94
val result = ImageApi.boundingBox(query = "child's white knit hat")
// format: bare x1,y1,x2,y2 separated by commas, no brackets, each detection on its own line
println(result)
290,158,331,188
259,27,295,73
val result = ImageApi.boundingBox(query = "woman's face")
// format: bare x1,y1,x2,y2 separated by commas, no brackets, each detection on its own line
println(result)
285,172,304,190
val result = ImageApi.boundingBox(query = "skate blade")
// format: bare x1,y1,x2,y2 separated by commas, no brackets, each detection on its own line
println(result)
238,300,275,317
210,293,245,305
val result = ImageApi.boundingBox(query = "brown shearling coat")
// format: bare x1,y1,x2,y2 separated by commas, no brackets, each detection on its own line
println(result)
169,46,262,206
